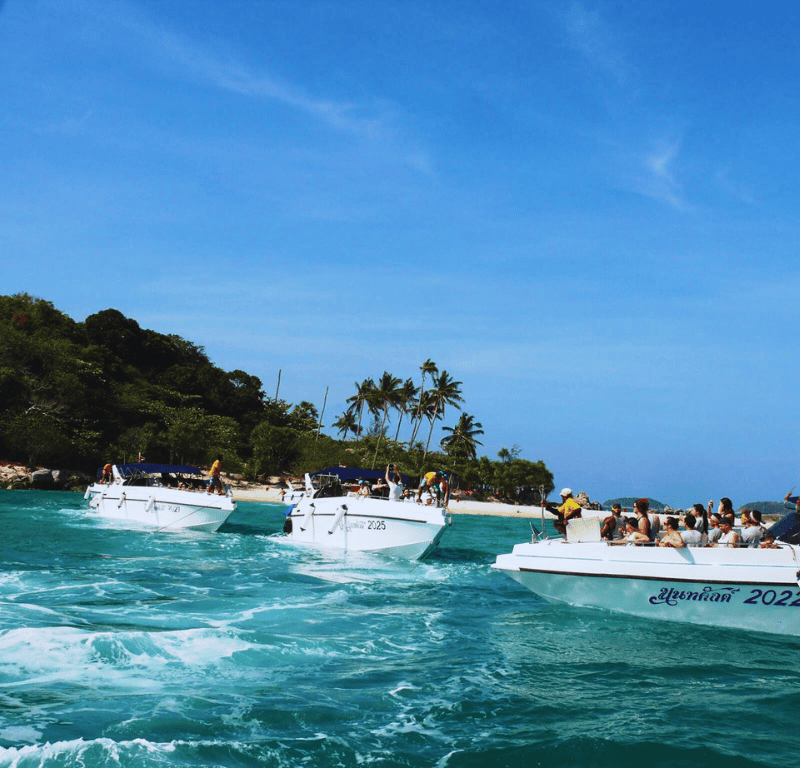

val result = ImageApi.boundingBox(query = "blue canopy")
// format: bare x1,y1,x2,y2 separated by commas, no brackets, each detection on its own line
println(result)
312,466,412,484
98,463,204,477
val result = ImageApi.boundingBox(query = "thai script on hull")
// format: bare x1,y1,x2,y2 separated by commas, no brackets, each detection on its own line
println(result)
649,586,740,606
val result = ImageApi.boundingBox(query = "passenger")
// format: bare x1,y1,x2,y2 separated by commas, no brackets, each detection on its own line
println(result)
100,463,113,484
357,480,371,499
740,509,753,527
715,517,740,548
417,471,442,504
692,502,709,543
657,516,685,548
633,499,652,541
680,513,703,547
706,513,723,545
373,476,388,498
385,464,403,502
611,504,627,539
751,509,767,533
439,473,450,507
740,511,763,548
760,530,778,549
554,488,583,536
600,503,624,541
715,497,736,525
610,518,649,545
208,455,223,495
648,509,662,539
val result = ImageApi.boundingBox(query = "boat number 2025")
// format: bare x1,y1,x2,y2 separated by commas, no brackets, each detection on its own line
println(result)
743,588,800,607
367,520,386,530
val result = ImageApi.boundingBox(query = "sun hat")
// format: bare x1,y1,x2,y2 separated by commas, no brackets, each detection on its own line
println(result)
560,488,572,497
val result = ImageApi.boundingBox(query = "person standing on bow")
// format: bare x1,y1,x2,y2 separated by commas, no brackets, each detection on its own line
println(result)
554,488,582,536
208,455,223,495
417,470,448,506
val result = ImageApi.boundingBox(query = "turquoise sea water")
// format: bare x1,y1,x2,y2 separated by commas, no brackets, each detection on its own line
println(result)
1,491,799,768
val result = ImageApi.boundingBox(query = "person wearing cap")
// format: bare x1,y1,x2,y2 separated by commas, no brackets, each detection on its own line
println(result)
554,488,582,535
357,479,371,499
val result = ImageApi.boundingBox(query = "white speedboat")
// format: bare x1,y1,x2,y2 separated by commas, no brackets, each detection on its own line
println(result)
283,472,451,560
84,463,235,532
492,516,800,636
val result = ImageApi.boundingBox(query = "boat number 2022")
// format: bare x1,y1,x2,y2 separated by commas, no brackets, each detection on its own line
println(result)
367,520,386,530
743,588,800,607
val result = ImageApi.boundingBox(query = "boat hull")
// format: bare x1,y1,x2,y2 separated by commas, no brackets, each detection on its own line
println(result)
286,496,450,560
493,540,800,636
86,484,235,532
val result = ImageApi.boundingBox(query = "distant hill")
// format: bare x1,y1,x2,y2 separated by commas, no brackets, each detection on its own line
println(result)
740,500,790,517
603,497,669,511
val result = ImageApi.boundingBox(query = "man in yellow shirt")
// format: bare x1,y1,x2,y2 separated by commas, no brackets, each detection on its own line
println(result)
416,470,448,506
554,487,582,535
208,455,223,495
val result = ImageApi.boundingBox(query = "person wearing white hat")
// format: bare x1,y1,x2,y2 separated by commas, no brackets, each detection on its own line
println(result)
554,488,582,536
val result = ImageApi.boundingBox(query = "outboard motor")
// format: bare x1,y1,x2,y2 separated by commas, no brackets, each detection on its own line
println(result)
770,511,800,544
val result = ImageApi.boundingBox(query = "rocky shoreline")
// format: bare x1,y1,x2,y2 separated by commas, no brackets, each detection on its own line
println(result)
0,463,93,492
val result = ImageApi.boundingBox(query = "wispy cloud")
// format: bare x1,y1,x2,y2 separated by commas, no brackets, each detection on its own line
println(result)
101,3,425,164
637,139,687,210
563,2,628,84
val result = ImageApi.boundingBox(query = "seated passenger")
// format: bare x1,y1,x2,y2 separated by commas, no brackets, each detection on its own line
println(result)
600,503,623,541
680,513,703,547
611,518,650,545
715,517,740,547
357,480,371,499
740,511,763,548
691,502,709,542
706,513,723,545
648,510,662,539
657,516,685,548
760,530,778,549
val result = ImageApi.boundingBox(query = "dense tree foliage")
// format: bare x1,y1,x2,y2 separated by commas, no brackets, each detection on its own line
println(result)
0,294,554,501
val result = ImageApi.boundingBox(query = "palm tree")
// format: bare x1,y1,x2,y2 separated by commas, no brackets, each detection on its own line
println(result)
440,413,484,461
422,370,464,466
393,378,419,443
409,389,436,449
497,447,511,463
410,359,438,447
371,371,403,468
346,378,374,436
332,411,360,440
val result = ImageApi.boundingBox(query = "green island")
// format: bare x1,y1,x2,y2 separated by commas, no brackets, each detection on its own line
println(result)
0,293,554,501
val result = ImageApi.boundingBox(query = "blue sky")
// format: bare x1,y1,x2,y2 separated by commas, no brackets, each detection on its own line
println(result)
2,0,799,506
